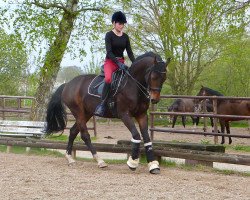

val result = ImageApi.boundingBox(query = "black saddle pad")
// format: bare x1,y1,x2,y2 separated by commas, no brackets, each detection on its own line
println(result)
88,69,128,98
88,75,105,97
88,70,128,118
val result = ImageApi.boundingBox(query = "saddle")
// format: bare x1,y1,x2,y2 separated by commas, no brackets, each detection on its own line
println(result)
88,67,128,116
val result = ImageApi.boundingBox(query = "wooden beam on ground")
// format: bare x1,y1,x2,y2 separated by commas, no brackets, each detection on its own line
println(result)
0,137,249,166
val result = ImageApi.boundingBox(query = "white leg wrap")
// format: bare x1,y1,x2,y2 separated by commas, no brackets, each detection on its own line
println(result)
65,154,76,165
127,156,139,169
148,160,160,172
144,142,152,147
93,154,108,168
131,138,141,143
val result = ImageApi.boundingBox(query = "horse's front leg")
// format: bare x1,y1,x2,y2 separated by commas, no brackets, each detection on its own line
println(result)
120,113,141,171
136,113,160,174
220,119,225,144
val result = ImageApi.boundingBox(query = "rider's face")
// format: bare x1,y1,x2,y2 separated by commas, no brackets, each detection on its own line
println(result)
113,22,125,32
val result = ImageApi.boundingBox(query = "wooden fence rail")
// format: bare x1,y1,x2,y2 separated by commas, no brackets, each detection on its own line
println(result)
0,95,97,136
0,137,249,166
150,95,250,143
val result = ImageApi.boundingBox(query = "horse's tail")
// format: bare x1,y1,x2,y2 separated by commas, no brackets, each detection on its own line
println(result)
45,83,67,135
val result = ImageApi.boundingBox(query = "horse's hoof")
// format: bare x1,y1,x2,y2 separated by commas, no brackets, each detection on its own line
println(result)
68,161,76,166
148,160,160,174
150,168,160,174
65,154,76,166
128,166,137,171
127,156,139,170
98,161,108,168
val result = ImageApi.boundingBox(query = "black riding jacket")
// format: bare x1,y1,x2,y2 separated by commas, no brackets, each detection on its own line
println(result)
105,30,135,64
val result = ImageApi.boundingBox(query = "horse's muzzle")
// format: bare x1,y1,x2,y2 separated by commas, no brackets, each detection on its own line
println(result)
151,99,159,104
150,91,160,104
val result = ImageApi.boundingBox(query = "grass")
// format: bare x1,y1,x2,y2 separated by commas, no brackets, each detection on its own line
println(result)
153,118,250,128
45,134,97,142
225,144,250,153
0,145,64,157
169,139,250,153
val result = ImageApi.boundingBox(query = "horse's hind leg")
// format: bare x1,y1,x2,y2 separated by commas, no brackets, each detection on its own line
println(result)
225,121,232,144
65,122,79,165
77,113,107,168
172,116,177,128
181,116,186,128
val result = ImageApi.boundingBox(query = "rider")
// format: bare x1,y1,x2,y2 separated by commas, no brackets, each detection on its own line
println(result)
94,11,135,116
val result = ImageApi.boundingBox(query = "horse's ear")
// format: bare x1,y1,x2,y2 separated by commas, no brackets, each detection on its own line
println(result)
154,56,157,64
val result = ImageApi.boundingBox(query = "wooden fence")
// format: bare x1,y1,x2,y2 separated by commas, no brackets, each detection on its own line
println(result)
0,95,97,136
150,95,250,144
1,137,250,166
1,95,250,167
1,95,250,143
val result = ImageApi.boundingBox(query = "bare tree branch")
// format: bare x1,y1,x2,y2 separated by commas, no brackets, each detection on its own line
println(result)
31,0,67,12
76,7,101,13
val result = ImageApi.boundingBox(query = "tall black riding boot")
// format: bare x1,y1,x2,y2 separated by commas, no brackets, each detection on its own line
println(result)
94,83,111,117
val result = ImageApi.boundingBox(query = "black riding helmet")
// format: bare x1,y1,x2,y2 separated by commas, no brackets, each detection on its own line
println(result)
111,11,127,23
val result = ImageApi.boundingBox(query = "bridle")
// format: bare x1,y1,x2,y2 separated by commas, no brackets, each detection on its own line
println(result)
125,61,166,98
146,61,166,93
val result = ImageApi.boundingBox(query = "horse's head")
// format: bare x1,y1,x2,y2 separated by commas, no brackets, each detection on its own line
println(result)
194,86,223,107
147,57,171,104
194,86,208,110
196,86,208,97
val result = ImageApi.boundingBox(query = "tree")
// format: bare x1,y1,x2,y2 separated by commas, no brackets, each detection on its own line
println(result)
121,0,250,94
0,29,28,95
0,0,111,120
197,35,250,96
56,65,83,84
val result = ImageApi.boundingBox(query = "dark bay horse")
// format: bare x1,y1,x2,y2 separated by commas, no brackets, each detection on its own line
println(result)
45,52,171,174
168,99,199,128
196,86,250,144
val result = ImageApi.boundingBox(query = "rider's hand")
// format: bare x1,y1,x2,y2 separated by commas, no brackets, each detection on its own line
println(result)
117,62,129,71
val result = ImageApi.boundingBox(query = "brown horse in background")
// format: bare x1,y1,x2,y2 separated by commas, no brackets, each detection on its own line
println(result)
196,86,250,144
168,99,199,128
45,52,171,174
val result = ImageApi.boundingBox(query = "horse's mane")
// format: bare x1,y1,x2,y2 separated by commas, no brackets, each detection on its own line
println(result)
202,87,224,96
134,51,163,62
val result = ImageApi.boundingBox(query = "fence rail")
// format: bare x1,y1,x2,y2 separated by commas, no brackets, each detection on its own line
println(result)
150,95,250,143
0,95,97,136
1,137,249,166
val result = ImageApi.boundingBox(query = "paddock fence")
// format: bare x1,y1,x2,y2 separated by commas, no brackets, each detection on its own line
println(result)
150,95,250,144
0,95,97,136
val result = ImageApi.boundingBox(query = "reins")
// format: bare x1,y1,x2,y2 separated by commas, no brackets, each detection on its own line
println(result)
124,70,150,98
124,60,166,99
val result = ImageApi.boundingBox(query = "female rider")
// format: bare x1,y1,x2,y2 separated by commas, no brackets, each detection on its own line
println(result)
94,11,135,116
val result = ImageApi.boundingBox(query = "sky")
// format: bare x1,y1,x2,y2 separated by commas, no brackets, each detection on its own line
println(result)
0,0,103,72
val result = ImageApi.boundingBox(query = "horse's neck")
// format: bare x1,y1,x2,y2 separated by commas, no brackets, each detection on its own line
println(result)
130,59,152,85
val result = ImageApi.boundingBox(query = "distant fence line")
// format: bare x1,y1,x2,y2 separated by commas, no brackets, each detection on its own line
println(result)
150,95,250,144
0,95,97,136
1,95,250,144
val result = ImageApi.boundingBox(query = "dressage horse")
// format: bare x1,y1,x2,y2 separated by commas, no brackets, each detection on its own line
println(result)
45,52,171,174
196,86,250,144
168,99,199,128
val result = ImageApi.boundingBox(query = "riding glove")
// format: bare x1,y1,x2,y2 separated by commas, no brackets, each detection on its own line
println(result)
117,62,129,71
